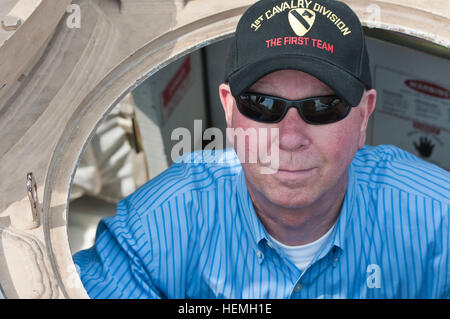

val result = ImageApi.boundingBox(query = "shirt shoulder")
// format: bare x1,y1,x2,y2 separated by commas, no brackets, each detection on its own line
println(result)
125,148,243,214
352,144,450,204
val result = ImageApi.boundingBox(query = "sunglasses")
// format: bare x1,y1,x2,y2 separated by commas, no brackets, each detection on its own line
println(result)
235,93,353,125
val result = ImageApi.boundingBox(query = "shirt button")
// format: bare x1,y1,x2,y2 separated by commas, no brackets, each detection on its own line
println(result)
267,241,273,249
257,250,263,258
294,283,302,293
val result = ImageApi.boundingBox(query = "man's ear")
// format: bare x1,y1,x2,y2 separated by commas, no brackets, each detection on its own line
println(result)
358,89,377,148
219,83,235,128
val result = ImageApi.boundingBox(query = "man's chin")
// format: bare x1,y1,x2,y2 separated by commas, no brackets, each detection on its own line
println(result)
263,189,319,210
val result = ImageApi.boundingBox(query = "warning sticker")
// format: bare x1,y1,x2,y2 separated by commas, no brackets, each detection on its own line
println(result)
374,66,450,130
372,66,450,170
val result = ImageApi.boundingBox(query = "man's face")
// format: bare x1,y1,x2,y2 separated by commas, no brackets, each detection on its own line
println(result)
219,70,376,211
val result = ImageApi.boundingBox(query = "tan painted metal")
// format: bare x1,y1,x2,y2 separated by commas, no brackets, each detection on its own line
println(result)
0,0,448,299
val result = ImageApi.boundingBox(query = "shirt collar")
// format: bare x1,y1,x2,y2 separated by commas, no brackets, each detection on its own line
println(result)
235,161,358,253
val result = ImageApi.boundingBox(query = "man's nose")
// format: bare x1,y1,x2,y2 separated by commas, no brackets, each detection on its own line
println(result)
277,107,311,151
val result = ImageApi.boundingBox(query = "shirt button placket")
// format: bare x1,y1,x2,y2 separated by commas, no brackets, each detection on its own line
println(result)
256,250,264,263
294,283,302,293
332,257,339,268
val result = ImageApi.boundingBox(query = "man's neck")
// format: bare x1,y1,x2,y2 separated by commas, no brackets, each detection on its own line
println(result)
247,171,348,246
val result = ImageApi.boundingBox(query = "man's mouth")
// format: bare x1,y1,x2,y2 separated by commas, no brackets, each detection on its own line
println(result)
274,167,317,178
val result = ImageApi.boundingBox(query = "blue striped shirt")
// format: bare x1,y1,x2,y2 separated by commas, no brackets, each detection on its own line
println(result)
73,144,450,299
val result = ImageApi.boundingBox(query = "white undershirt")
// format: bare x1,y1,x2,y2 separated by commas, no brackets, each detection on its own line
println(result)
267,223,336,272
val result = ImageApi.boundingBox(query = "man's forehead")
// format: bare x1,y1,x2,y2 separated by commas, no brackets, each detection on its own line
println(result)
248,69,334,93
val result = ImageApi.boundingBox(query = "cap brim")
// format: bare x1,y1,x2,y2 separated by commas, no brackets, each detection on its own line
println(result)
228,55,365,107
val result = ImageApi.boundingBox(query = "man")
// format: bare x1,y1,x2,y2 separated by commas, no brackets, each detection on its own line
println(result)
73,0,449,298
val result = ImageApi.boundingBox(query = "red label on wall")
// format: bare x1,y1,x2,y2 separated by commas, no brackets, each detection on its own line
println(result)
405,79,450,99
413,122,440,135
162,56,192,108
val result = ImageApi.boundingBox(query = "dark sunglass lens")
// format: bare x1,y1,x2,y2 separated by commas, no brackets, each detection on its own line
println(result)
237,95,285,122
301,96,350,124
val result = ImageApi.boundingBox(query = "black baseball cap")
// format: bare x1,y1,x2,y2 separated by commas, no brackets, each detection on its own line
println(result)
225,0,372,107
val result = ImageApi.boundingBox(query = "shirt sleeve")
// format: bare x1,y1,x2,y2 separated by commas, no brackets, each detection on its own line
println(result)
72,198,164,299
